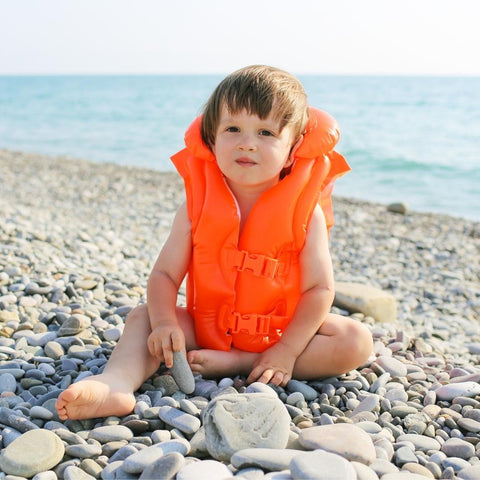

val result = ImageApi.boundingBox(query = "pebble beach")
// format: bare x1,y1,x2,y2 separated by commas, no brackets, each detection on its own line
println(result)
1,149,480,479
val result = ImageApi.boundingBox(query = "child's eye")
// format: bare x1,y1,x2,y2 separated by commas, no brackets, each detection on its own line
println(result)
259,130,274,137
226,126,239,133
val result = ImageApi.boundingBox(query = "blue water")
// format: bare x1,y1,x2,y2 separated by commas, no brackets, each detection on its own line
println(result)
1,75,479,220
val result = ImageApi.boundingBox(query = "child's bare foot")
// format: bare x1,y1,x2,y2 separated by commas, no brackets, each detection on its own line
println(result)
55,373,136,420
188,348,257,379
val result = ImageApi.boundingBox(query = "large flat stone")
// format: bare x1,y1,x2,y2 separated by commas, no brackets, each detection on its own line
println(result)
334,282,397,323
0,429,65,477
203,393,290,462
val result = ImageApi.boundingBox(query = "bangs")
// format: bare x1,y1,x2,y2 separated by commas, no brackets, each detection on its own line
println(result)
201,65,308,148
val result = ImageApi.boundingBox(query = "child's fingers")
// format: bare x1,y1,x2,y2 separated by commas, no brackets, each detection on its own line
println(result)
170,330,184,353
147,335,159,358
162,337,174,368
248,366,274,385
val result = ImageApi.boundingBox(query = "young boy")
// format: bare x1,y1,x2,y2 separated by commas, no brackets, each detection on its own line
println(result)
56,65,373,421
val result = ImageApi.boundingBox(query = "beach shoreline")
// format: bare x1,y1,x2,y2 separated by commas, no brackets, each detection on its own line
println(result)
1,149,480,479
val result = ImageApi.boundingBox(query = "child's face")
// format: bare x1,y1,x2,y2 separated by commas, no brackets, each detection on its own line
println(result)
212,105,297,192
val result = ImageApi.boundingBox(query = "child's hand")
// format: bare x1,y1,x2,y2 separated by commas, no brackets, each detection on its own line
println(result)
246,342,297,387
147,324,185,368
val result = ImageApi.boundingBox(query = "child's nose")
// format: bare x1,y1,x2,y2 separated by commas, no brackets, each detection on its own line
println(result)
237,134,257,151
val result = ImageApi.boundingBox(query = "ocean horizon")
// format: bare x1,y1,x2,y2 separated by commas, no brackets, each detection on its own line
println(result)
1,74,479,221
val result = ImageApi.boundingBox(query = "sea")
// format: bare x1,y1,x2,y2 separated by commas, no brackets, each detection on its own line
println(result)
0,74,479,221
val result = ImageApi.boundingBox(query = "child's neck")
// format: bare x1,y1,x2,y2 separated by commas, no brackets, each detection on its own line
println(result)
228,184,270,235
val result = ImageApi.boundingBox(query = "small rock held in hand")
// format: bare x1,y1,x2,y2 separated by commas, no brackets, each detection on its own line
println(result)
171,351,195,394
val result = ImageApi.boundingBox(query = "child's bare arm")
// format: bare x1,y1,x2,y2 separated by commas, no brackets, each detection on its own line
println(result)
147,202,192,367
247,205,335,385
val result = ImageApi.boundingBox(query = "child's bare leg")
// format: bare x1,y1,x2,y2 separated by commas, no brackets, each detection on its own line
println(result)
290,313,373,379
56,305,199,420
189,314,372,381
56,304,159,420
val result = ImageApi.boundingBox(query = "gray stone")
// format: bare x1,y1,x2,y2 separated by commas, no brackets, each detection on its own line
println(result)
394,446,418,466
442,457,471,472
138,452,185,480
176,459,233,479
286,379,318,401
231,448,302,471
32,471,58,480
109,444,138,463
458,417,480,432
57,315,91,336
234,467,266,479
458,464,480,480
381,474,433,480
299,423,376,465
88,425,134,443
158,405,201,434
203,393,290,462
245,381,279,397
122,439,190,473
0,429,65,477
0,372,17,393
350,394,379,416
193,379,218,398
334,282,397,323
351,461,380,480
30,405,54,420
290,450,357,480
441,438,475,459
369,458,399,476
2,426,22,447
44,341,65,360
396,433,441,452
435,382,480,401
0,407,40,432
387,202,408,214
170,350,195,394
65,442,103,458
64,465,96,480
375,356,407,377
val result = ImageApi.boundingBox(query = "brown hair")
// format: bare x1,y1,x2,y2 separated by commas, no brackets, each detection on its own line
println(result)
201,65,309,149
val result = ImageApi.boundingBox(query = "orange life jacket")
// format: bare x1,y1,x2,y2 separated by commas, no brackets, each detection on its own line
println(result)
171,107,350,352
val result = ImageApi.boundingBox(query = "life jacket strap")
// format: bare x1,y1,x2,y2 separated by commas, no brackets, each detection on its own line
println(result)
220,308,288,336
231,249,285,279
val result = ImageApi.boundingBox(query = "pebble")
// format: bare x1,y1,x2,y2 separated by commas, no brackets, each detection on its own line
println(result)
290,450,357,479
0,372,17,393
88,425,134,443
122,439,190,473
375,356,407,378
0,429,65,477
299,423,376,464
158,405,201,435
435,382,480,401
1,151,480,480
231,448,302,471
138,451,185,479
177,459,233,479
441,437,475,459
170,350,195,394
286,379,318,401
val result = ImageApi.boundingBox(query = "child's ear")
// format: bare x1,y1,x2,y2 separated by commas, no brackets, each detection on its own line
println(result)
286,135,304,167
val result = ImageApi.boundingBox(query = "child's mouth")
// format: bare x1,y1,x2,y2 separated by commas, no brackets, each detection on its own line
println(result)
236,157,257,167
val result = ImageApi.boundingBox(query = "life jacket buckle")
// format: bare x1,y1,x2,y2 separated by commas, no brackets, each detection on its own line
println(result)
233,250,282,279
230,312,271,336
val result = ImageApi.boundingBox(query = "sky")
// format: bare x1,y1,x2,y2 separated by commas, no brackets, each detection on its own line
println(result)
1,0,479,76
